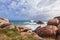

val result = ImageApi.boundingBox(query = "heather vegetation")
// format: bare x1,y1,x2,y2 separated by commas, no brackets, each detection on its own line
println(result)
0,28,40,40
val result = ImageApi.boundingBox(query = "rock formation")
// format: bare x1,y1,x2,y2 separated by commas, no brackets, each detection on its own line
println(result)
34,25,58,38
47,18,59,26
34,16,60,39
15,26,31,32
1,17,60,40
37,21,44,24
0,18,15,29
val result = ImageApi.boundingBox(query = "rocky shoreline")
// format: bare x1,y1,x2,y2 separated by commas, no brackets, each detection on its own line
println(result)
0,16,60,40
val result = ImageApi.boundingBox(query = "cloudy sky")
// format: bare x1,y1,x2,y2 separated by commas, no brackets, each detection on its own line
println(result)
0,0,60,20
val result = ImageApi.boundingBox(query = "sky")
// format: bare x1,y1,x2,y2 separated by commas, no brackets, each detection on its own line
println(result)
0,0,60,20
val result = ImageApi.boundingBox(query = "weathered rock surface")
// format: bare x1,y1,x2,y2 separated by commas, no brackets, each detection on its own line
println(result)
34,25,58,38
56,24,60,39
47,18,59,26
5,24,15,29
0,18,15,29
0,18,9,26
1,17,60,40
37,21,44,24
15,26,31,32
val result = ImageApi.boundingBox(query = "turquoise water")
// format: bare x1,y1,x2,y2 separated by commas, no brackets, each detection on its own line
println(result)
9,20,47,30
10,20,32,26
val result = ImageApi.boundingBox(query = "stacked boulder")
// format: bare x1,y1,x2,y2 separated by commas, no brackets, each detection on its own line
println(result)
34,25,58,38
0,18,14,29
0,18,32,32
34,16,60,39
15,26,32,32
0,18,43,40
47,18,59,26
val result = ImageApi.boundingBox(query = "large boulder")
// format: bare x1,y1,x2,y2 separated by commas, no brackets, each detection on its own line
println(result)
15,26,31,32
4,24,15,29
0,23,15,29
34,25,58,38
0,18,15,29
47,18,59,26
0,18,9,27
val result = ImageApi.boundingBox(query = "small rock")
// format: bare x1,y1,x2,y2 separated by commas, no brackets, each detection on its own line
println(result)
37,21,44,24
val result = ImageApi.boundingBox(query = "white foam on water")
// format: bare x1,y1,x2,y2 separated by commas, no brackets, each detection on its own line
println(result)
22,22,47,30
24,24,40,30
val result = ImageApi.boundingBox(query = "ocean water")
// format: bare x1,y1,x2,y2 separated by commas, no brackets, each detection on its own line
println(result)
10,20,47,30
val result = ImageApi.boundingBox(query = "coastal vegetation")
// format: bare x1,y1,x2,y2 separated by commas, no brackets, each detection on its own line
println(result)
0,28,39,40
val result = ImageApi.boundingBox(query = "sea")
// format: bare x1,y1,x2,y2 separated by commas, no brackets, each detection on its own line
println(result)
9,20,47,30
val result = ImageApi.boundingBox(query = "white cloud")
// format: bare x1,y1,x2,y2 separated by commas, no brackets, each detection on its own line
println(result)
26,0,60,18
1,0,60,20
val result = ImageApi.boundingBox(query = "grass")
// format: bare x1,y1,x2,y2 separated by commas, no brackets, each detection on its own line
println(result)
0,28,42,40
0,28,57,40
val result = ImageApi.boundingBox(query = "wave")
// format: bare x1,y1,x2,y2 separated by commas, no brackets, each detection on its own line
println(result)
10,21,47,30
21,21,47,30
